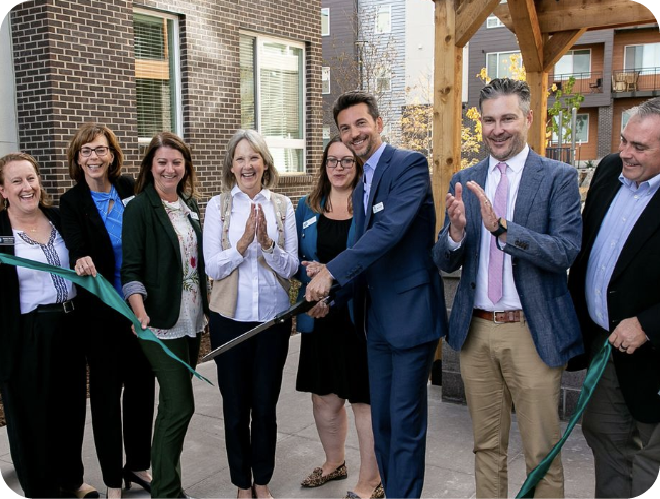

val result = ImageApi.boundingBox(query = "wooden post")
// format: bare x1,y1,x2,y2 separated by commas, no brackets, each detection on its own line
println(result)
525,71,549,155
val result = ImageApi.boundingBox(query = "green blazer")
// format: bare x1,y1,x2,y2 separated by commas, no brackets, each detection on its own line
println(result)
121,182,209,329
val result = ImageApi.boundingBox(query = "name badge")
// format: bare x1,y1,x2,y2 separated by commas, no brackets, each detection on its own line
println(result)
121,195,135,206
190,212,200,221
0,236,15,246
373,202,384,214
302,216,317,230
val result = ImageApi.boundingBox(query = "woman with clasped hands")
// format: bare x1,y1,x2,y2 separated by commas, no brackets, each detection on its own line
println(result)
60,123,155,499
121,132,209,499
0,153,96,498
203,129,298,499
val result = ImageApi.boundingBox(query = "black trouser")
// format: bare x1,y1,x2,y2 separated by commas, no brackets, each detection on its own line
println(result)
1,304,87,498
209,312,291,489
85,308,155,487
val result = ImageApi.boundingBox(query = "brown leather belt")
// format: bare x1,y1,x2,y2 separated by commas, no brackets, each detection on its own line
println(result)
473,309,522,323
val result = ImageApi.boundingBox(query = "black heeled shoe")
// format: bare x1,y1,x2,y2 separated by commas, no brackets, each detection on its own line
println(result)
122,467,152,493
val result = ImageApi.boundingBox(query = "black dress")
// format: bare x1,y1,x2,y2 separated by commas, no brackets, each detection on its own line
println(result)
296,215,370,404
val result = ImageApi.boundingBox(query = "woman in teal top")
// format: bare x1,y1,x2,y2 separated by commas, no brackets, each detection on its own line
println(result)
296,136,383,499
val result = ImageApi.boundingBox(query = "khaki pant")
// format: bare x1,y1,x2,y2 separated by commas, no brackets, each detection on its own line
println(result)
460,316,565,498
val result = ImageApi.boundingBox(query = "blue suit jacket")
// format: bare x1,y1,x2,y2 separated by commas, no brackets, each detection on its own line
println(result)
327,144,447,348
295,195,356,333
433,150,583,367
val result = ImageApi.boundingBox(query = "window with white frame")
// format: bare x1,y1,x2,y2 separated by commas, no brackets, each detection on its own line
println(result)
134,9,182,141
624,43,660,71
554,49,591,76
240,33,305,173
322,67,331,95
322,126,331,148
552,113,589,143
321,8,330,37
486,51,522,79
622,109,634,132
376,6,391,34
376,68,391,93
486,15,504,28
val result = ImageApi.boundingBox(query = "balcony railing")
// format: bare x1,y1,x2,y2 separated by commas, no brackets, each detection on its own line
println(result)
612,68,660,93
549,72,604,95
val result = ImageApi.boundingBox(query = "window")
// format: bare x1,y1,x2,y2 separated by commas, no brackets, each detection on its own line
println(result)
322,67,330,94
486,15,504,28
322,126,331,148
486,51,522,79
321,8,330,37
376,69,391,93
134,9,181,141
552,113,589,143
554,49,591,76
622,109,634,132
240,33,305,173
624,43,660,71
376,6,391,34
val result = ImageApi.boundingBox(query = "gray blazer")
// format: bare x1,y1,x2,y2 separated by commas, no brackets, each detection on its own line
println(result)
433,150,583,367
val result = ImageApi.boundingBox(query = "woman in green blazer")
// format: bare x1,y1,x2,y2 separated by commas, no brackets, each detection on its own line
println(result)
121,132,209,499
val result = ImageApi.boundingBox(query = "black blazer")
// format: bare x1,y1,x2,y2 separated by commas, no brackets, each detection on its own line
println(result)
121,183,209,330
60,175,135,311
568,153,660,423
0,208,62,381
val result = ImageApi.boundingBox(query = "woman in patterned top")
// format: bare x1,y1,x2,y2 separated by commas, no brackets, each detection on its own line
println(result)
0,152,97,498
60,124,155,499
121,132,209,499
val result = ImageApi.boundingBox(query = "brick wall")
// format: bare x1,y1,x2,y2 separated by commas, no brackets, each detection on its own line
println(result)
10,0,322,213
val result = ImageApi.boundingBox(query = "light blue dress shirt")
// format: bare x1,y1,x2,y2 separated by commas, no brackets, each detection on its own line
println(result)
586,173,660,329
362,142,387,214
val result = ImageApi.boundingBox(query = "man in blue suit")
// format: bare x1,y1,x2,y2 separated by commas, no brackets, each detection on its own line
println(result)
306,90,447,498
433,78,583,498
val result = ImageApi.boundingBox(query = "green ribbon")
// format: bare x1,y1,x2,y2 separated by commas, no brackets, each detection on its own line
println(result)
516,338,611,498
0,252,212,385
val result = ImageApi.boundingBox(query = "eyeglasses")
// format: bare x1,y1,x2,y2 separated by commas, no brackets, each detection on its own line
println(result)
80,146,110,157
326,157,356,169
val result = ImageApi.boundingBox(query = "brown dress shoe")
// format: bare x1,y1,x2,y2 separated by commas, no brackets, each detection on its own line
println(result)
300,462,347,487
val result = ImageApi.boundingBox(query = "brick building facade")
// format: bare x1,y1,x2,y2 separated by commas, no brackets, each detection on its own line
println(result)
6,0,323,211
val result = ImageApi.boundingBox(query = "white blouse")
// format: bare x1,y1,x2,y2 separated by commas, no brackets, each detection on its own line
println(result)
203,186,299,322
14,224,76,314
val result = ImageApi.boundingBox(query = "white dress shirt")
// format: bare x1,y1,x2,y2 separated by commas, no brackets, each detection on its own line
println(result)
203,186,299,322
448,145,530,311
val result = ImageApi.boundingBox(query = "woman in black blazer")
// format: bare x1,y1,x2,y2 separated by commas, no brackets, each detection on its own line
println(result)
0,152,95,498
60,124,155,499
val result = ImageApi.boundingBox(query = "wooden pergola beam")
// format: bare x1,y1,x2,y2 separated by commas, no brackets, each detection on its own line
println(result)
494,0,655,34
455,0,502,48
506,0,544,72
543,29,587,72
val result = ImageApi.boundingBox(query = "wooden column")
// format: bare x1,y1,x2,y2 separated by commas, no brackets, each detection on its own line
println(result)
525,71,549,155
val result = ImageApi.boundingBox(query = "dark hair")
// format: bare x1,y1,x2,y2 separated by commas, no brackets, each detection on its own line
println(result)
306,135,363,214
478,78,531,115
332,90,380,126
135,132,198,198
0,152,52,211
66,123,124,183
222,129,278,192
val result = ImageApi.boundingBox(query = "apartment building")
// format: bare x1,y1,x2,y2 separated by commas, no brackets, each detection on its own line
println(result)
468,15,660,162
0,0,324,208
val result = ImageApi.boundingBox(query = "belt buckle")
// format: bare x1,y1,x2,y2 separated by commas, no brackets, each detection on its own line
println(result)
493,311,505,324
62,300,75,313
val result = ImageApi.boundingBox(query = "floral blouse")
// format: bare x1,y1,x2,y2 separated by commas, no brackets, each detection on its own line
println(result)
150,198,206,339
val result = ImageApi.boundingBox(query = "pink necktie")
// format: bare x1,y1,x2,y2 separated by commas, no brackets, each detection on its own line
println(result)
488,162,508,304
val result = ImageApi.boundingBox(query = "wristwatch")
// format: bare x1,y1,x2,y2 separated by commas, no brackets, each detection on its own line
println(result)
490,217,507,237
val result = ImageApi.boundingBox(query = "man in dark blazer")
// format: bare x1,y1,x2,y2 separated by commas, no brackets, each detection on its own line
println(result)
568,97,660,498
433,78,583,498
306,90,447,498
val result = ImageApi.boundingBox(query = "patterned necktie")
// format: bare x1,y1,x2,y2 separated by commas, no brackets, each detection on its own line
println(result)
488,162,509,304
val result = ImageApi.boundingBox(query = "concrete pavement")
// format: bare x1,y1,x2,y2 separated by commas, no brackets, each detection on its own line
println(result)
0,333,596,498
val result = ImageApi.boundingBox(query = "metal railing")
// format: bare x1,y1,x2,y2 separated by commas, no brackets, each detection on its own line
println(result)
545,147,572,164
612,67,660,92
549,72,604,95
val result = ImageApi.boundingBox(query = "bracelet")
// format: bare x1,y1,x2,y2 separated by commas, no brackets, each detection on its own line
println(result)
262,240,275,254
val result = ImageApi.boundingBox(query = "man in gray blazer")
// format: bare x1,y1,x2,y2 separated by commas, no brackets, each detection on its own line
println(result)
433,78,583,498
